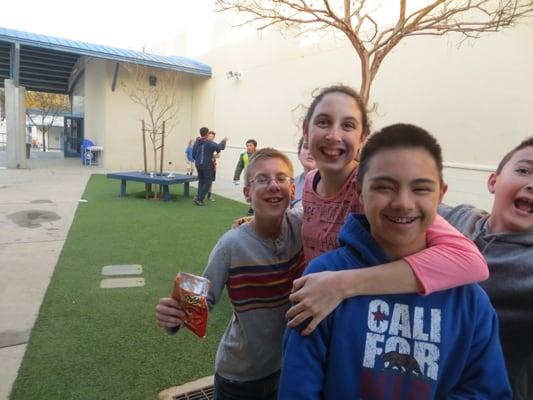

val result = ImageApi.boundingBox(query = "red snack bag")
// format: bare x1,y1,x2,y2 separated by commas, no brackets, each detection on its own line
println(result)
171,272,210,339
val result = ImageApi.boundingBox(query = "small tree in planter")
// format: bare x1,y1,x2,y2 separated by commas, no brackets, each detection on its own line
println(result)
123,64,181,176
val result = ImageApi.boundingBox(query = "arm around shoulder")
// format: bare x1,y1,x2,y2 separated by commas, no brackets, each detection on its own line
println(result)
217,138,227,151
287,258,422,335
404,215,488,295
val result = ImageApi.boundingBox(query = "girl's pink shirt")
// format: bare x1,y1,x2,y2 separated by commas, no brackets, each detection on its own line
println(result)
301,168,488,294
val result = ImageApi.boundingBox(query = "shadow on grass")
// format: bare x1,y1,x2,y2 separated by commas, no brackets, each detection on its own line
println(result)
10,174,247,400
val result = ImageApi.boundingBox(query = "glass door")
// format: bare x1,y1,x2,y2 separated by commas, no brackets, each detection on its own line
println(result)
63,116,84,158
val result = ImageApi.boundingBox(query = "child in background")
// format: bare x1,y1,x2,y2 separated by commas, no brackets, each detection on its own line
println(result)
233,139,258,185
192,127,227,206
291,136,317,209
185,139,194,175
279,124,511,399
234,139,258,215
285,85,488,335
156,148,304,400
439,136,533,399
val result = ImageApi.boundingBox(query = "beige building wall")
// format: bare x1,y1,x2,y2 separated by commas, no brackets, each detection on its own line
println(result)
163,14,533,210
84,57,107,158
82,58,204,170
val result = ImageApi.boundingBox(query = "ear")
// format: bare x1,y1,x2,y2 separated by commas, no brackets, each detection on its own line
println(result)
360,133,369,148
487,172,497,194
355,134,368,161
243,186,252,203
356,182,364,206
439,183,448,203
289,182,296,201
302,121,309,142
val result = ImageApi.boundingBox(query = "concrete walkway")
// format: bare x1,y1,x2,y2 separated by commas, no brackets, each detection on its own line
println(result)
0,150,245,400
0,151,98,400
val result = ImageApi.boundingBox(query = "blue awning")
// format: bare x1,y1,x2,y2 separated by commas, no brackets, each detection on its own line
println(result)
0,26,211,94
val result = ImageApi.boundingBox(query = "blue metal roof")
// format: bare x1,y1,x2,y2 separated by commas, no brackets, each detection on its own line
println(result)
0,26,211,93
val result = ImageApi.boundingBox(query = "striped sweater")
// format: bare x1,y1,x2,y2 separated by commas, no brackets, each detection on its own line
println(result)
203,208,304,381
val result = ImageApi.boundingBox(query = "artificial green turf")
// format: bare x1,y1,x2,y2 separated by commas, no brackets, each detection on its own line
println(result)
10,175,249,400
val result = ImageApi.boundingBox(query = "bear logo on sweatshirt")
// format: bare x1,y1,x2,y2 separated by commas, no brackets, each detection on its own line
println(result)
381,351,422,375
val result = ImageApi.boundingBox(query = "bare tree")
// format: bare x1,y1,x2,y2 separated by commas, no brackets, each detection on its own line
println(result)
216,0,533,106
122,64,182,174
25,91,70,152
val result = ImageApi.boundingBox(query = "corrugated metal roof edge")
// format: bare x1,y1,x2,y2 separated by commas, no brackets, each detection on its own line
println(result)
0,32,212,78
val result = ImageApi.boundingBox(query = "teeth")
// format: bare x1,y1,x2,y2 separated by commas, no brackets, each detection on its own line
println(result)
322,148,342,156
515,198,533,214
389,216,416,224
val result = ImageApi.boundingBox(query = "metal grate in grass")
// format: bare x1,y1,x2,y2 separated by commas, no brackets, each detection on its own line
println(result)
172,385,214,400
159,376,215,400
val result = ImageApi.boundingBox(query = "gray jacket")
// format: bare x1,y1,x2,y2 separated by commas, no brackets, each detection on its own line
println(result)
439,204,533,400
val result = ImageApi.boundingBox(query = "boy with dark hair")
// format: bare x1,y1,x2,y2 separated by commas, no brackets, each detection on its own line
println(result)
157,148,305,400
439,136,533,399
279,124,511,399
233,139,258,184
234,139,258,215
192,127,227,206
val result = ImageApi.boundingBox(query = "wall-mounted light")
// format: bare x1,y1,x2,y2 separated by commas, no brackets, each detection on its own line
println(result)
226,70,243,81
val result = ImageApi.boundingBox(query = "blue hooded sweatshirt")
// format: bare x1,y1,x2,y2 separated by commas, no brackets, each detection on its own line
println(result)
279,214,511,400
192,136,226,169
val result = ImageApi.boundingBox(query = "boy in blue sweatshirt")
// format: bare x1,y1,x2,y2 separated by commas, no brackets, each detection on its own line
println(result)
279,123,511,399
192,127,227,205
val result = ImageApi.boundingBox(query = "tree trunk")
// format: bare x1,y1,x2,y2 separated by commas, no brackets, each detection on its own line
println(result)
42,129,47,152
358,53,371,109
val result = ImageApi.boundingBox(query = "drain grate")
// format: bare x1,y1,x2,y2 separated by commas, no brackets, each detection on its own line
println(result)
159,376,214,400
172,385,214,400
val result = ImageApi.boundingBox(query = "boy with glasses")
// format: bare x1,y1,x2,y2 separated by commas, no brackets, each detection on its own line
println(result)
156,148,304,400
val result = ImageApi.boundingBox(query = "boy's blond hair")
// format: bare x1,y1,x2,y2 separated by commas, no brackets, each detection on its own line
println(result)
244,148,294,186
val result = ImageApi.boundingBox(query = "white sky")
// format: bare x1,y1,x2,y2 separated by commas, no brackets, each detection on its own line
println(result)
0,0,216,56
0,1,432,58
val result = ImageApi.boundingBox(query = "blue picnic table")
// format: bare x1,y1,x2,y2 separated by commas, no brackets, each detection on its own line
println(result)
106,171,198,201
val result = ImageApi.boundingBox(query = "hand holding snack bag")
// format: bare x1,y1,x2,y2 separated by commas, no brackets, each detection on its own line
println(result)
171,272,210,339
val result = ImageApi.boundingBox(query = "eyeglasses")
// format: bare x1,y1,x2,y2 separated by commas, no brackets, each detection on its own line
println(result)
249,175,294,187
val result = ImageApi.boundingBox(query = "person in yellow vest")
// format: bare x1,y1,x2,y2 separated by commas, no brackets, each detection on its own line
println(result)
233,139,258,185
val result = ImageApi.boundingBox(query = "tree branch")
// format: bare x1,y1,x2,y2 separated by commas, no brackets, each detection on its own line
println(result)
216,0,533,105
